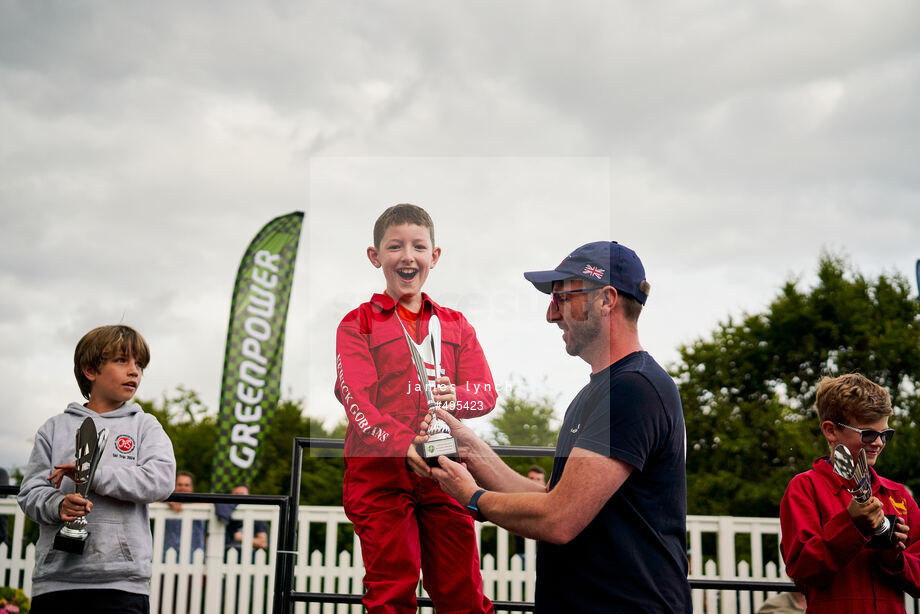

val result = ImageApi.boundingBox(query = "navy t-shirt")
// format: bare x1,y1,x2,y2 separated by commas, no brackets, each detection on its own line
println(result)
536,351,691,613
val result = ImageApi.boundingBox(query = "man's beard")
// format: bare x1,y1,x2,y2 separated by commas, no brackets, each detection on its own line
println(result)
564,311,601,357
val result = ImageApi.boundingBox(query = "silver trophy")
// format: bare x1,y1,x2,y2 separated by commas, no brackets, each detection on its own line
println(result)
403,315,459,466
832,445,897,548
53,417,108,554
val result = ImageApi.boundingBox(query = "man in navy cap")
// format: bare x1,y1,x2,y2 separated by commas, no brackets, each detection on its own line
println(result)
425,241,692,613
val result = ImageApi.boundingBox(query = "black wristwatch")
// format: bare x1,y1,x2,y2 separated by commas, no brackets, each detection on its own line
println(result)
467,488,487,522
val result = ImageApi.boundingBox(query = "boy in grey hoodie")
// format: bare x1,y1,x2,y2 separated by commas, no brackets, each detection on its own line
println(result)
18,324,176,614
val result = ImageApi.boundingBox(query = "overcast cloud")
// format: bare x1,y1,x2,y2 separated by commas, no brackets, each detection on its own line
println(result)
1,1,918,474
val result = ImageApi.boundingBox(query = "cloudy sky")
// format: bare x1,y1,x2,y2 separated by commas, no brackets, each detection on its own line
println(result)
1,1,918,474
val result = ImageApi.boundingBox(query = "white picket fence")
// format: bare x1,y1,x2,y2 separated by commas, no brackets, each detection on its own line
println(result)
2,498,916,614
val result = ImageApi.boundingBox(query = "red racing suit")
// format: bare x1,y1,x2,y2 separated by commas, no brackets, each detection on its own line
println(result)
780,457,920,614
335,292,497,613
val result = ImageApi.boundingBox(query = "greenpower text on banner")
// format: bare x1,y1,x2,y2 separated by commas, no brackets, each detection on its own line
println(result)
211,212,303,492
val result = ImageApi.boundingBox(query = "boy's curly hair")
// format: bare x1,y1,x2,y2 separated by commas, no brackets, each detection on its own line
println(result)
815,373,892,425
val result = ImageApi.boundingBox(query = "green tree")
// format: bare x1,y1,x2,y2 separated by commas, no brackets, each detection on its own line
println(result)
140,390,348,502
139,387,217,491
674,254,920,517
488,379,557,478
257,400,346,506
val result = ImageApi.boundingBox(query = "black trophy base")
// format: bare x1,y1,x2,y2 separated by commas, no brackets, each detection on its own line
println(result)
868,515,899,549
53,530,89,554
420,436,460,468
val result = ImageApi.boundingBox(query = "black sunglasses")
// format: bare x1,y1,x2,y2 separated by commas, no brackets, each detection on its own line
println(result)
836,422,895,444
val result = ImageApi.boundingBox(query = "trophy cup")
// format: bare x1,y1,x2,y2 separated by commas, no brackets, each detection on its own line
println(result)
53,417,109,554
403,315,459,467
832,445,897,548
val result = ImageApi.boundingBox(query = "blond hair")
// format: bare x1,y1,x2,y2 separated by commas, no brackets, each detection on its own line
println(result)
815,373,892,425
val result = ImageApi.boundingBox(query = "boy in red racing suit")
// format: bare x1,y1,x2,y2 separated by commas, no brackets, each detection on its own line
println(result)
780,373,920,613
335,204,496,613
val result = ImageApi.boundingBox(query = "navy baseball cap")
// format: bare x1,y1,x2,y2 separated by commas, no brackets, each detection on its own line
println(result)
523,241,648,305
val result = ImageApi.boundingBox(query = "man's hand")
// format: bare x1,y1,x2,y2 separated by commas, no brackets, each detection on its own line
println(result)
234,530,269,550
253,531,269,550
879,517,909,569
430,456,480,512
168,501,183,513
432,376,456,413
433,408,481,459
59,492,92,522
48,462,77,488
847,496,884,536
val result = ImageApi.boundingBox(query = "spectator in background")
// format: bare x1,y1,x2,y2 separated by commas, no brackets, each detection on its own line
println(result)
0,467,9,548
163,471,206,562
215,485,268,558
757,591,806,613
526,466,546,488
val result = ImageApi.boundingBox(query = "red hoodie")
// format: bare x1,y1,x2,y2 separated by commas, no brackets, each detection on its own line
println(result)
780,457,920,613
334,292,496,458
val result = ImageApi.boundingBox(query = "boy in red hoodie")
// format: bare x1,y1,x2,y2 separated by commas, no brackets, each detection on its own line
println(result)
780,373,920,613
334,204,496,613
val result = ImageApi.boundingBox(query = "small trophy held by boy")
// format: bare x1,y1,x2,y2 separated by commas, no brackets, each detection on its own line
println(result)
402,315,459,466
53,417,108,554
832,444,897,548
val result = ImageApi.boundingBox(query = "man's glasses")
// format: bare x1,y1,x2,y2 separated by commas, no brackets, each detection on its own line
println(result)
551,287,604,311
836,422,896,444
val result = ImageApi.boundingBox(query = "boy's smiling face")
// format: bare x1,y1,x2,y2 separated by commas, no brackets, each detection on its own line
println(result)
367,222,440,308
824,416,892,467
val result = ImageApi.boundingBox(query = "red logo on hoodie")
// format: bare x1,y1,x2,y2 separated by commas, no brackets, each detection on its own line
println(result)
116,435,135,453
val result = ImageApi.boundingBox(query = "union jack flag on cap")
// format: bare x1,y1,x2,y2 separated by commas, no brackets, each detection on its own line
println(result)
583,265,605,279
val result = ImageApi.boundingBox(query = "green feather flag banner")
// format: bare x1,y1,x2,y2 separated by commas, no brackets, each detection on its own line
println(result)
211,212,303,492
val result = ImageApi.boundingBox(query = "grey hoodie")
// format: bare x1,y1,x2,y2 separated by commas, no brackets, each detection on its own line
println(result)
18,401,176,596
